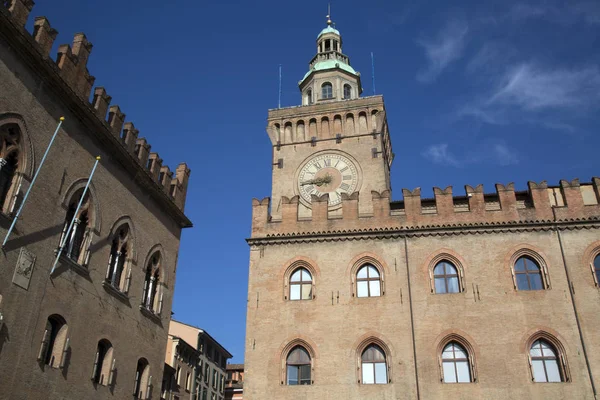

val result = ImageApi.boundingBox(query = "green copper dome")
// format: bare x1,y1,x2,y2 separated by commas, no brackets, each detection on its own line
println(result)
300,59,357,85
317,26,340,38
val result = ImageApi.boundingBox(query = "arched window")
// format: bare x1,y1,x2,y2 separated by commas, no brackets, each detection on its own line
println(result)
134,358,151,399
0,123,21,214
321,82,333,99
286,346,311,385
356,264,381,298
530,340,563,382
59,188,94,265
361,344,387,384
306,89,313,105
442,342,472,383
37,314,68,368
106,224,130,292
593,254,600,285
142,252,162,313
434,261,460,294
92,339,114,386
289,268,312,300
343,84,352,100
514,256,544,290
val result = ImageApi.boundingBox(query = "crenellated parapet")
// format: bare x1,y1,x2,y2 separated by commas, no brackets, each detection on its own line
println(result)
251,179,600,238
0,1,191,214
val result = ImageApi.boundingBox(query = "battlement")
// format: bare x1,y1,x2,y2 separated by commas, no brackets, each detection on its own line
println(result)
251,178,600,238
1,1,191,214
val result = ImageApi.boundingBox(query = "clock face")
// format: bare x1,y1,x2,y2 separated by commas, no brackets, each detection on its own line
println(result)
298,153,359,208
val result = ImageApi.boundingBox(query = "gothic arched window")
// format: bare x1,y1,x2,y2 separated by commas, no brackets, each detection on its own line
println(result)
434,261,460,294
142,252,162,314
514,256,544,290
356,264,382,298
0,123,22,214
442,342,472,383
92,339,114,386
289,268,313,300
286,346,311,385
321,82,333,99
106,224,131,292
530,340,563,382
133,358,151,398
59,189,94,265
361,344,388,384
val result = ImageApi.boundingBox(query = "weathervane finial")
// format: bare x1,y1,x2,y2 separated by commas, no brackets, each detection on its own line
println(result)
326,3,332,26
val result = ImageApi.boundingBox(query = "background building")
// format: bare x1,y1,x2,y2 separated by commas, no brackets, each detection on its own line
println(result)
224,363,244,400
244,15,600,400
163,335,201,400
0,2,191,399
168,320,232,400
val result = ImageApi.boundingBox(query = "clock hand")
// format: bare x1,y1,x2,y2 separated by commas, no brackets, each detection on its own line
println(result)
300,174,333,187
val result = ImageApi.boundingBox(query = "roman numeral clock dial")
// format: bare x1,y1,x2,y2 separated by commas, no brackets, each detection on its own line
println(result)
298,153,360,208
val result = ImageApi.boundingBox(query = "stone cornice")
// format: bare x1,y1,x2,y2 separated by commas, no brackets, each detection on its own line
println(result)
246,217,600,246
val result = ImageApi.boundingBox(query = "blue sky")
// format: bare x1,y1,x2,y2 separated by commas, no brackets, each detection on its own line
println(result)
28,0,599,363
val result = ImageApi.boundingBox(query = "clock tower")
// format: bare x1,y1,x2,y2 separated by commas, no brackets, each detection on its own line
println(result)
266,14,393,219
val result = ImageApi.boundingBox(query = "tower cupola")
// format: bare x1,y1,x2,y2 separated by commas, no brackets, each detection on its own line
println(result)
299,12,362,105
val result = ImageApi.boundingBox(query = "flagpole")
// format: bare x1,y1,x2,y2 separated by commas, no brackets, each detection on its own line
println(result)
50,156,100,275
2,116,65,248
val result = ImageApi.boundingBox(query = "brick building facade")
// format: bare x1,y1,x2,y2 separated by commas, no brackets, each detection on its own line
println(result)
244,16,600,400
0,2,191,399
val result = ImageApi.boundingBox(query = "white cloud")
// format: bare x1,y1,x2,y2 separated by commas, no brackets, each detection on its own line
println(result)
422,143,518,167
416,19,468,83
492,143,519,166
422,144,459,166
488,63,600,111
508,1,600,25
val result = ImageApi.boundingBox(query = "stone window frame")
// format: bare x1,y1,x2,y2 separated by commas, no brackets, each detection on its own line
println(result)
583,241,600,287
436,333,477,383
282,257,319,301
425,251,467,294
279,338,317,386
349,254,388,298
508,246,551,291
355,336,392,385
321,82,333,100
0,113,34,217
525,331,570,383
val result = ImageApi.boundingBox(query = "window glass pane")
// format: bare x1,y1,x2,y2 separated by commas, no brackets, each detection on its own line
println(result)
357,267,368,279
445,263,457,275
301,284,312,299
595,270,600,284
541,342,556,357
456,361,471,382
290,284,301,300
532,360,547,382
530,344,542,357
529,273,543,290
301,269,312,281
516,274,530,290
525,257,540,271
435,278,447,294
595,255,600,269
515,257,526,271
434,263,445,275
362,363,374,384
357,281,369,297
287,366,298,385
370,280,381,297
447,277,459,293
290,270,302,282
442,345,454,359
453,344,467,359
299,365,311,384
375,362,387,384
368,266,380,278
545,360,562,382
443,362,457,383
